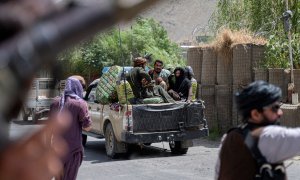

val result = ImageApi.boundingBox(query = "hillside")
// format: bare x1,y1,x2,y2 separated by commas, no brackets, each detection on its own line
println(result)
141,0,217,43
77,0,217,44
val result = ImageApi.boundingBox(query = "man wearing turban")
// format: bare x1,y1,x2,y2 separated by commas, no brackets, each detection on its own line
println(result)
127,57,175,104
216,81,300,180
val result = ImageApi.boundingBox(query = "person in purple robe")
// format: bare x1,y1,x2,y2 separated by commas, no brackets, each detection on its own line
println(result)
50,76,92,180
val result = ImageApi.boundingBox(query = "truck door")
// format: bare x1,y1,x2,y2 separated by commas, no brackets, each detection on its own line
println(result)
86,87,102,133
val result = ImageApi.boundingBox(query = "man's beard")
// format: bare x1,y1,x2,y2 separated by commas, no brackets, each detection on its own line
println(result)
155,69,161,73
260,113,281,126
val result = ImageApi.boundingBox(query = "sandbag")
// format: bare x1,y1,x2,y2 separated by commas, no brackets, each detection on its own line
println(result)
116,80,134,104
96,66,123,104
191,78,197,101
142,97,163,104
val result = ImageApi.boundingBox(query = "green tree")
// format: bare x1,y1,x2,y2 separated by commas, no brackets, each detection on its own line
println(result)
58,18,184,81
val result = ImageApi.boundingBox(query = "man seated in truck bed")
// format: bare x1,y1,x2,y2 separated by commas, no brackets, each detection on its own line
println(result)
148,59,171,91
126,57,175,104
168,67,193,103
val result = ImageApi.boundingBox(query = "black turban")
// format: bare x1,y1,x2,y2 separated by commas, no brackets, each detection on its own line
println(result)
235,80,282,119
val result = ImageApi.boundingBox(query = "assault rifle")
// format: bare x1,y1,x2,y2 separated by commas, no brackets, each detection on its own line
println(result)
0,0,161,150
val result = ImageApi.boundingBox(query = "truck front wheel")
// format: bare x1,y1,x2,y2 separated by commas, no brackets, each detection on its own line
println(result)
169,141,188,155
105,123,118,158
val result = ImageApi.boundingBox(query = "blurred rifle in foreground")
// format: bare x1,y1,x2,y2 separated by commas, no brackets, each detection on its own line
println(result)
0,0,161,150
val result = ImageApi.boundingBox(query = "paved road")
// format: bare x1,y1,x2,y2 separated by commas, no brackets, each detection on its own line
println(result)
9,121,300,180
78,137,219,180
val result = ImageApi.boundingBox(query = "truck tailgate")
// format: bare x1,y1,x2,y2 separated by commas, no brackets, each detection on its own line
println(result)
131,101,205,132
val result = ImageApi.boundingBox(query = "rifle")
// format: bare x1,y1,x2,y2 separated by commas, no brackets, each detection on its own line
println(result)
0,0,161,150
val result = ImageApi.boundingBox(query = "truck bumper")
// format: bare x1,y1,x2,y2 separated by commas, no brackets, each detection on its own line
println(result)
121,128,209,144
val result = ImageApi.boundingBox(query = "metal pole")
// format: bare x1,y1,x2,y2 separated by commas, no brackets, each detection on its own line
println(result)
118,25,130,131
283,0,297,103
285,0,294,85
288,29,294,83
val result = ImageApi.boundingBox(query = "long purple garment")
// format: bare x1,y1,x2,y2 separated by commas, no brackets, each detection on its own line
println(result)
50,77,91,180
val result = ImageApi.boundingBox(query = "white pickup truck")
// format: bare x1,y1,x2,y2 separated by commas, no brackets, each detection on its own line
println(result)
82,80,209,158
22,78,59,123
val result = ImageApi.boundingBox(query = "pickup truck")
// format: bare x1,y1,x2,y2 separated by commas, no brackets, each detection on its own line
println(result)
22,78,59,123
82,80,209,158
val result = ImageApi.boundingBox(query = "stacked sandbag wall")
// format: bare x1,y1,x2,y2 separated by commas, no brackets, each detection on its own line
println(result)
232,85,244,127
216,53,232,85
198,85,217,130
201,47,217,85
187,47,203,102
198,47,218,131
280,104,300,127
187,47,203,82
232,44,267,84
252,45,265,69
215,48,233,133
230,44,268,129
187,43,300,133
268,68,290,103
216,85,232,133
277,71,300,127
254,68,268,82
252,44,268,82
293,70,300,98
229,44,252,131
232,44,253,86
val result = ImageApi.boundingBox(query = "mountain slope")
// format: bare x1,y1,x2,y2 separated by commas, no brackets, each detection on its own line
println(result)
141,0,217,43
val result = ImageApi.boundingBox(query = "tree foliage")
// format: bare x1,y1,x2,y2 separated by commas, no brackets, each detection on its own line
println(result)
209,0,300,68
58,18,184,81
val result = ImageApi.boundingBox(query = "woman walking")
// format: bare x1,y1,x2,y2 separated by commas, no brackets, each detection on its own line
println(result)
50,76,92,180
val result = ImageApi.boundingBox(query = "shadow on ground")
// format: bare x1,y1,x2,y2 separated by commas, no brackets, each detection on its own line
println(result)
12,119,48,125
193,138,220,148
83,136,220,165
83,138,181,164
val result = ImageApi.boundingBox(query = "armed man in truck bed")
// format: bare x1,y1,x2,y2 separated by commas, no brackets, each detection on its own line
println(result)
126,57,175,104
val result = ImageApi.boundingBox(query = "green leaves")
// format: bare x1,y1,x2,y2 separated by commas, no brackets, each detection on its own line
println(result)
210,0,300,68
58,18,184,80
265,34,289,68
